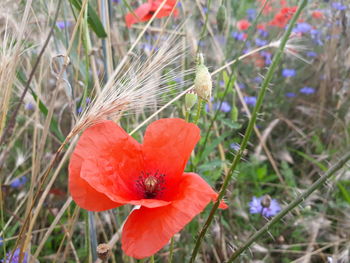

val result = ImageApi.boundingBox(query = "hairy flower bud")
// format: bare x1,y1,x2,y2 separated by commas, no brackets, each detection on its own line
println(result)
194,54,212,101
185,90,198,110
216,5,227,32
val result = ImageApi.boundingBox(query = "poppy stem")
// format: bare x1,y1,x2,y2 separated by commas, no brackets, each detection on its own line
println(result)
189,0,308,262
150,255,155,263
88,211,98,262
185,111,190,122
194,99,203,124
168,237,174,263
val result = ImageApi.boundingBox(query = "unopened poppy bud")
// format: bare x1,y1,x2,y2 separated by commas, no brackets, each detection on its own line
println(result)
97,243,111,261
261,195,271,208
216,5,227,32
185,90,198,110
194,54,212,101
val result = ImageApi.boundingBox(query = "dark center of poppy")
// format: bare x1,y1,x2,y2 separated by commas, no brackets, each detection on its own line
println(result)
135,171,165,199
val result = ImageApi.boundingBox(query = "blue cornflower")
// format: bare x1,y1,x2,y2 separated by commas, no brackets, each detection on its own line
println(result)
206,101,231,113
260,51,272,65
141,43,154,53
1,248,28,263
255,38,268,47
282,68,296,78
10,176,27,188
198,40,206,47
300,86,315,94
2,248,28,263
246,8,256,20
306,51,317,57
243,96,257,106
219,80,225,87
231,32,246,41
86,97,91,104
285,92,296,98
230,142,240,151
249,196,281,218
219,101,231,113
56,21,70,30
0,237,3,246
332,2,347,10
174,76,183,83
202,7,208,14
237,82,246,89
310,29,323,46
24,102,35,111
258,29,269,38
310,29,320,38
293,22,312,34
253,76,263,84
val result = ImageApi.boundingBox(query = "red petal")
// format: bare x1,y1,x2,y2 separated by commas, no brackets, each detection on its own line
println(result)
142,118,200,195
150,1,178,17
69,121,144,209
69,149,122,211
128,199,171,208
121,172,224,259
125,3,152,27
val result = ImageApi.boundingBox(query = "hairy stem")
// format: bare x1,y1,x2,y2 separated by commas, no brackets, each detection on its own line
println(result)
228,149,350,262
189,0,308,262
194,99,203,124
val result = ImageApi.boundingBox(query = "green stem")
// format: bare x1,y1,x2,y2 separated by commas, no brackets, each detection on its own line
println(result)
228,149,350,262
194,99,203,124
197,0,212,51
189,0,308,262
168,237,174,263
150,255,155,263
88,211,98,262
185,111,190,122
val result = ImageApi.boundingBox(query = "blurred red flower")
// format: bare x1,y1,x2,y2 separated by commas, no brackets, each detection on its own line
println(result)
237,19,251,31
125,0,178,28
269,6,297,28
312,11,323,19
69,118,227,259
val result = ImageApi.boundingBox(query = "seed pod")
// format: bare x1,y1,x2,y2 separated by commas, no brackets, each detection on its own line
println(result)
194,54,212,101
185,90,198,110
216,5,227,32
97,243,111,261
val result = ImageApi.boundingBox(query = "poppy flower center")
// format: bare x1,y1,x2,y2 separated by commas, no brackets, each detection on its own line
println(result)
135,171,165,199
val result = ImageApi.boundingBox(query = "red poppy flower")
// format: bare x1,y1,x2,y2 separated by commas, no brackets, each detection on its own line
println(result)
236,19,251,31
125,0,179,28
69,118,227,259
312,11,323,19
269,6,297,28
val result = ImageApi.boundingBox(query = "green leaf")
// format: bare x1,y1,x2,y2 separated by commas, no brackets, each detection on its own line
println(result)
337,182,350,205
199,131,231,161
69,0,107,38
291,149,327,171
281,161,297,187
221,118,241,129
256,165,267,181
